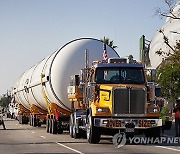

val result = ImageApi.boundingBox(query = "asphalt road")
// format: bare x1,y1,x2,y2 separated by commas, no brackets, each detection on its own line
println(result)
0,118,180,154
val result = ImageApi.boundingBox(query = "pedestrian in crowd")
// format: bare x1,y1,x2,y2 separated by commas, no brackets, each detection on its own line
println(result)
0,114,6,130
173,99,180,137
157,100,166,135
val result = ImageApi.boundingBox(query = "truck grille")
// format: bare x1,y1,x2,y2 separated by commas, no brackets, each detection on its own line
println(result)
113,87,146,115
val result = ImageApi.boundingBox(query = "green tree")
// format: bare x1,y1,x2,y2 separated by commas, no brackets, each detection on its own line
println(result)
156,41,180,100
100,36,118,49
0,95,11,107
155,0,180,100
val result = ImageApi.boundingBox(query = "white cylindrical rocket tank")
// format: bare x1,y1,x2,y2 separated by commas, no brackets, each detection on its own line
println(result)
14,38,119,112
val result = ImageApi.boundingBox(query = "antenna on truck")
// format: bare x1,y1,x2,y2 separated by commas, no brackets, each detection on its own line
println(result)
83,49,89,107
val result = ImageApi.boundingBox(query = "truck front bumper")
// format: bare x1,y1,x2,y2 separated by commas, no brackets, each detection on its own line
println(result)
94,117,162,129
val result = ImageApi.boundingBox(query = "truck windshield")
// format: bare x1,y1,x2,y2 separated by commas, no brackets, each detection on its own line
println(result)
95,67,145,84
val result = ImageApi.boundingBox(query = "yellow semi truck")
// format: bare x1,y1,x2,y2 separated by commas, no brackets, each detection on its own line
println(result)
67,53,163,144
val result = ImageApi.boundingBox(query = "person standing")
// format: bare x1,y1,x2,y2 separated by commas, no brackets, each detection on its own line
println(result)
158,100,166,135
173,99,180,137
160,104,167,134
0,114,6,130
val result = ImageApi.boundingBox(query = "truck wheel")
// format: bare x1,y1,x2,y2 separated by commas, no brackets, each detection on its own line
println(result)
57,121,63,134
22,115,28,124
72,113,81,139
69,114,74,138
19,115,22,124
46,118,49,133
144,127,161,137
32,115,37,127
52,119,57,134
49,118,52,133
38,122,41,127
36,119,41,127
73,124,80,139
31,115,34,126
86,112,100,144
29,115,32,126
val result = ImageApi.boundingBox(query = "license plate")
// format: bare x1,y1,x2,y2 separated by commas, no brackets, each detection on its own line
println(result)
125,127,134,133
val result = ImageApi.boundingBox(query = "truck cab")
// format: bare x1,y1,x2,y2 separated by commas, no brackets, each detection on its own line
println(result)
89,62,146,116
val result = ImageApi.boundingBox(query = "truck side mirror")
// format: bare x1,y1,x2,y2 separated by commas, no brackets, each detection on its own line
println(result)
70,75,80,86
151,69,156,82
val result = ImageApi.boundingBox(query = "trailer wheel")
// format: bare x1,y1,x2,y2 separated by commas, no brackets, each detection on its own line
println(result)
69,114,74,138
86,111,100,144
29,115,32,126
37,119,41,127
49,118,52,133
52,119,57,134
57,121,63,134
34,115,38,127
46,118,49,133
19,115,28,124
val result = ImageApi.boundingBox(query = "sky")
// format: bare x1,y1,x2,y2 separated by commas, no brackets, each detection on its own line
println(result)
0,0,175,95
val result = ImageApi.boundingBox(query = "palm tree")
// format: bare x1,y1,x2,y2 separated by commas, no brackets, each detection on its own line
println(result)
100,36,118,49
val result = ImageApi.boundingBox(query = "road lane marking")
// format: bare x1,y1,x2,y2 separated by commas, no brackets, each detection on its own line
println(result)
32,131,35,134
56,142,84,154
155,146,180,152
40,136,46,139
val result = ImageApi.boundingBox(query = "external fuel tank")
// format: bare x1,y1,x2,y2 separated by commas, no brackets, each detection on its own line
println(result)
14,38,119,113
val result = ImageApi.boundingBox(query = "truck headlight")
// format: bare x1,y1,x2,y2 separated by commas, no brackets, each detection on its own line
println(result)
147,106,159,113
96,107,109,113
153,108,158,112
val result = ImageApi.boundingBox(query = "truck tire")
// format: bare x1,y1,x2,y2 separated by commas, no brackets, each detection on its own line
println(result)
69,114,74,138
144,127,161,137
86,111,101,144
22,116,28,124
37,119,41,127
46,118,49,133
19,115,28,124
73,124,78,139
49,118,52,133
57,121,63,134
29,115,32,126
52,119,57,134
32,115,37,127
72,113,81,139
19,115,22,124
